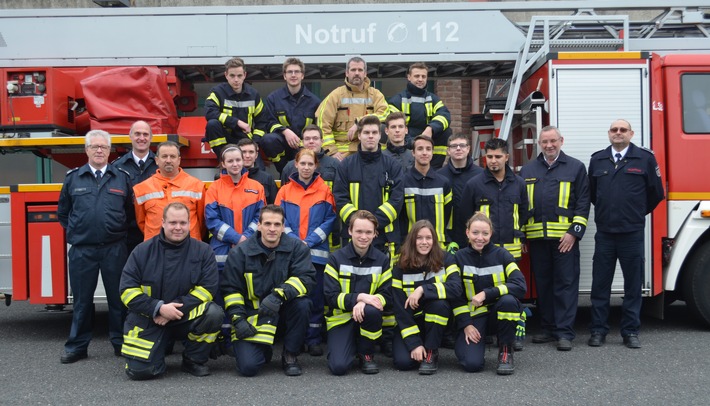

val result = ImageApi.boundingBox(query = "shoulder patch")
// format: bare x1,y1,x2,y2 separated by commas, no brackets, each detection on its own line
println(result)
639,146,655,155
590,149,607,157
66,167,79,175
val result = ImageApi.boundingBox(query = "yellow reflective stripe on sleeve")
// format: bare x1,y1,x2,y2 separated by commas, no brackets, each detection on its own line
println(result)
324,264,339,280
505,262,520,277
433,145,448,156
121,287,143,307
401,325,420,339
558,181,571,209
453,305,471,317
285,277,307,296
445,263,460,277
424,313,449,326
431,115,449,129
573,216,588,226
207,93,219,105
497,284,509,296
382,314,396,328
375,293,386,308
224,293,244,309
337,293,348,310
391,278,403,289
434,282,446,299
189,286,213,303
339,203,357,223
379,201,397,223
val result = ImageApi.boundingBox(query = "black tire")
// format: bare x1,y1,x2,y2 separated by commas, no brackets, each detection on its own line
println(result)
682,240,710,327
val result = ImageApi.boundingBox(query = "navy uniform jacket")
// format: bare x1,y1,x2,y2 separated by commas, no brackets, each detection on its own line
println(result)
205,82,268,143
382,142,414,171
323,242,392,330
437,157,484,247
334,147,404,247
519,151,590,241
400,166,453,246
452,244,526,327
391,253,462,351
264,85,321,136
460,165,528,258
589,142,664,233
57,163,133,246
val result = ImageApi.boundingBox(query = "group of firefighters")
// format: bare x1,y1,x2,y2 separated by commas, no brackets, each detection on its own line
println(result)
56,56,665,380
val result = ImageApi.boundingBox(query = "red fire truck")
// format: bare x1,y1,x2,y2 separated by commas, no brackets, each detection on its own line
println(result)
1,2,709,326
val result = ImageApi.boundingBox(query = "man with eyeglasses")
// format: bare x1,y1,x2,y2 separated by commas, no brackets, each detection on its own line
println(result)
261,58,321,174
587,119,664,349
57,130,134,363
437,134,483,252
113,120,158,253
520,126,590,352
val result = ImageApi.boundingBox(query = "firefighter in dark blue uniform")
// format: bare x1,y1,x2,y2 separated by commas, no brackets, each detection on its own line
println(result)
520,126,590,351
113,120,158,253
205,57,268,159
399,135,453,248
261,58,321,174
438,133,483,252
57,130,134,363
388,62,452,168
120,202,223,379
461,138,528,260
334,115,404,258
588,119,664,349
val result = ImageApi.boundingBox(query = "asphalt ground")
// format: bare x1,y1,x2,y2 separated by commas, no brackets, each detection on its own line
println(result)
1,298,708,405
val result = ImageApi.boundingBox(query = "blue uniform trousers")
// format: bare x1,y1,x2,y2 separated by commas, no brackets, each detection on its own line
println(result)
233,296,310,377
392,299,449,371
327,305,382,376
65,241,127,354
529,239,580,340
306,263,325,346
455,295,520,372
590,230,645,337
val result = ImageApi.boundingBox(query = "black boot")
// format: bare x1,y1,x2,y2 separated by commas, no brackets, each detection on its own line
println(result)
418,349,438,375
496,344,514,376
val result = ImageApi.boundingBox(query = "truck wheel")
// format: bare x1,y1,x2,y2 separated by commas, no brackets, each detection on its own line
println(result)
682,241,710,327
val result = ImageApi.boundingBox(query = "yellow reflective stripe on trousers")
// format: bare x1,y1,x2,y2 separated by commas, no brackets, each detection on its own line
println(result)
424,313,448,326
382,314,396,328
187,331,219,343
360,326,382,340
498,311,522,322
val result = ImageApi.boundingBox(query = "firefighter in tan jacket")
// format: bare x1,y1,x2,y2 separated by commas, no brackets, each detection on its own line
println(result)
316,57,388,161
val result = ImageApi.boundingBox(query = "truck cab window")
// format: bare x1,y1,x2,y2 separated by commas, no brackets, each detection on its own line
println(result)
682,74,710,134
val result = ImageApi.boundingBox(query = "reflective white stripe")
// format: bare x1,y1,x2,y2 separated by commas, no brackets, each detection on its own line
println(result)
248,222,258,231
404,187,444,196
224,100,255,108
314,227,327,242
217,223,231,241
402,267,445,283
284,227,294,234
340,265,382,276
215,255,228,263
310,249,330,259
401,96,432,104
135,191,164,204
341,97,373,104
172,190,202,199
463,264,504,276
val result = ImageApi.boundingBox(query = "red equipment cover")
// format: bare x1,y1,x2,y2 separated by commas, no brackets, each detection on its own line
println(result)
80,66,179,134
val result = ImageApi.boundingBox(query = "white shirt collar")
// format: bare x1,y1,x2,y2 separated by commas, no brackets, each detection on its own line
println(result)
612,146,629,160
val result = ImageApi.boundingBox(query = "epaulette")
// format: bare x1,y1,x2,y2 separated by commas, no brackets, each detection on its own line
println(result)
66,167,79,175
639,146,655,155
590,149,607,158
116,167,131,176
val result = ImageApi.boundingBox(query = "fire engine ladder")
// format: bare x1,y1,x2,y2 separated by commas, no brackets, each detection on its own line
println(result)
495,14,630,142
495,5,710,142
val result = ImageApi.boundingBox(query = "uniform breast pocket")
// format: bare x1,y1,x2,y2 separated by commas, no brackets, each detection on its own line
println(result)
189,258,202,285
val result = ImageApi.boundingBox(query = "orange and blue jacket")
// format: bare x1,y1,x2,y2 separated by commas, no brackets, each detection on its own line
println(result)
274,172,336,265
205,171,265,268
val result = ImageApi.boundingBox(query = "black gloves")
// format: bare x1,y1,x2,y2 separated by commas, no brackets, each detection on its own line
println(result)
232,318,257,340
258,293,283,325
